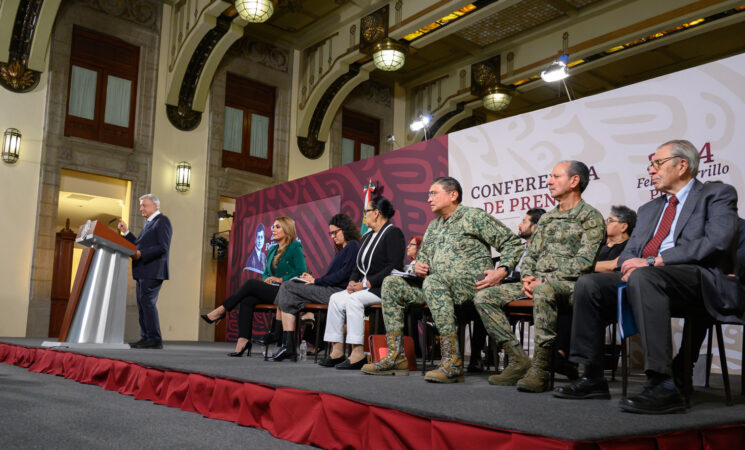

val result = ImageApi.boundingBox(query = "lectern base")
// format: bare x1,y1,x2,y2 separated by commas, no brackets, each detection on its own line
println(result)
41,341,131,350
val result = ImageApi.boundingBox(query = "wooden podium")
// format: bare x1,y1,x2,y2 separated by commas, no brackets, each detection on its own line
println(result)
42,220,136,349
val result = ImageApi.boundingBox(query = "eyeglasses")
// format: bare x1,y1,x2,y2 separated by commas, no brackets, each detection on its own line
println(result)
363,208,375,214
426,190,443,199
407,243,418,247
605,217,620,224
647,156,677,170
328,229,342,237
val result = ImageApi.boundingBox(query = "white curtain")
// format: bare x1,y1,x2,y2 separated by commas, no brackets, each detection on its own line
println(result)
342,138,355,165
104,75,132,127
249,113,270,159
223,106,243,153
361,143,376,160
68,65,97,120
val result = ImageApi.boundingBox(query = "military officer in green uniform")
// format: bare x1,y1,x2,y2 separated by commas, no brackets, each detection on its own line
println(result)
361,177,524,382
474,160,605,393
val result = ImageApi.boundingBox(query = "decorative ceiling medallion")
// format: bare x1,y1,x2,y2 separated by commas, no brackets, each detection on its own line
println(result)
0,61,40,92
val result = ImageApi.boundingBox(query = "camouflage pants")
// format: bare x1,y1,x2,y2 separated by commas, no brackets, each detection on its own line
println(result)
381,274,477,335
473,280,575,349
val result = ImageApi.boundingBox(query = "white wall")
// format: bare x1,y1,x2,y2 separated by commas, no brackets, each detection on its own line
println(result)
0,71,48,336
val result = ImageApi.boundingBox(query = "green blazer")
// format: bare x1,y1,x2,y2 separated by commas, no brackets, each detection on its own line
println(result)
263,240,307,281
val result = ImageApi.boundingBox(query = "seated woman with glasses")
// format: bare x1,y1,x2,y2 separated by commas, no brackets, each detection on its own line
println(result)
266,213,362,362
319,196,406,370
404,235,423,273
595,205,637,273
200,216,307,357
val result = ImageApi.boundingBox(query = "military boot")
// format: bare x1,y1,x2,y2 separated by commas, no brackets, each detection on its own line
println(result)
424,334,465,383
488,341,530,386
361,332,409,376
516,345,552,393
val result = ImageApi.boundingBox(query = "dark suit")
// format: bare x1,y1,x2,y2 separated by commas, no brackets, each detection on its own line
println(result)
124,212,172,343
570,180,741,375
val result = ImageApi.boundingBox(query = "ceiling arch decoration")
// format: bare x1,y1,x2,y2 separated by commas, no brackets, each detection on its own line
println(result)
0,0,62,92
165,2,245,131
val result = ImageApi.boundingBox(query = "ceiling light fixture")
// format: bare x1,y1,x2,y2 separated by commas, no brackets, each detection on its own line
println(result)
482,86,513,111
372,38,407,72
235,0,274,23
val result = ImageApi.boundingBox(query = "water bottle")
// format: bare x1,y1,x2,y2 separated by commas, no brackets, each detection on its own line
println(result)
299,340,307,361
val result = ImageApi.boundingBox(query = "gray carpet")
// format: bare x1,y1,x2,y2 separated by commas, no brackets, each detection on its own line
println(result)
0,362,310,449
3,338,744,442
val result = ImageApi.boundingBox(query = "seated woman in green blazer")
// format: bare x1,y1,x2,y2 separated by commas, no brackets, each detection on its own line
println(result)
201,216,307,357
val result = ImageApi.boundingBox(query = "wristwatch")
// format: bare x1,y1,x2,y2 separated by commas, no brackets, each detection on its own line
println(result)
646,256,655,266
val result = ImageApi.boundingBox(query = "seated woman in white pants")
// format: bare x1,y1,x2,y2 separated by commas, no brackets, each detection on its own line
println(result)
320,196,406,370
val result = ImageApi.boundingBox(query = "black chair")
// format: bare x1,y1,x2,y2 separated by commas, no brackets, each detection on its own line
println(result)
621,305,734,407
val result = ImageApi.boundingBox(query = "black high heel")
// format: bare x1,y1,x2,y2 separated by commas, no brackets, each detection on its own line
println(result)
201,313,225,325
228,342,251,357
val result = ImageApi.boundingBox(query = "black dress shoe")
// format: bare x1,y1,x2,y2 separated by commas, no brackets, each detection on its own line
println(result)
318,355,347,367
619,382,686,414
554,377,611,399
267,346,297,362
129,338,147,347
336,358,366,370
131,340,163,349
227,342,251,357
200,313,225,325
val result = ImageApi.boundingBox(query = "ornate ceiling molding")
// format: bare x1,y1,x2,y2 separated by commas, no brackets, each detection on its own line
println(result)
297,62,361,159
0,0,43,92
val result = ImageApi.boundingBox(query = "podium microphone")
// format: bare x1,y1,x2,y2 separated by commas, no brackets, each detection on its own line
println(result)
108,218,120,225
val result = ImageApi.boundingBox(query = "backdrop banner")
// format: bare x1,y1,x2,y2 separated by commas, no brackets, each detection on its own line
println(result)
448,52,745,375
226,136,448,340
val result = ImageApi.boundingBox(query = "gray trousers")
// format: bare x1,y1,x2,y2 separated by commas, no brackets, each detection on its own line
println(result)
275,281,341,314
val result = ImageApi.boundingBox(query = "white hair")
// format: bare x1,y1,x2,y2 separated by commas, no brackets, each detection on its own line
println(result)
139,193,160,209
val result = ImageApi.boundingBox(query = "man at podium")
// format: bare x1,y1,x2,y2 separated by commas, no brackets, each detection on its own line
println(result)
118,193,173,349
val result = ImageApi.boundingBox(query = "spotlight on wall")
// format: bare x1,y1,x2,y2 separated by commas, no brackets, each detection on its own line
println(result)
217,210,234,221
372,38,407,72
2,128,21,164
541,54,570,82
235,0,274,23
175,161,191,192
410,114,431,141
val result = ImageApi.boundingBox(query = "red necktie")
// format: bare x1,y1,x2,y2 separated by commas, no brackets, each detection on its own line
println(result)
642,195,679,258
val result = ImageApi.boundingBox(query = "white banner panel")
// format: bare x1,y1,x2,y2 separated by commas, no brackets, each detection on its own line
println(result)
449,52,745,232
449,52,745,376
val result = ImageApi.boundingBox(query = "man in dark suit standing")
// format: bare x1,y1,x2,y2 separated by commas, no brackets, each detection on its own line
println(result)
118,194,172,349
554,140,741,414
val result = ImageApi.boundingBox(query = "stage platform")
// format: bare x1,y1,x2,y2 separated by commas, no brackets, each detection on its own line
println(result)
2,338,744,448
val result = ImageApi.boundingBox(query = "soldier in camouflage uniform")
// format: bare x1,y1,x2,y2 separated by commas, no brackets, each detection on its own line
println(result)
361,177,524,382
474,161,605,393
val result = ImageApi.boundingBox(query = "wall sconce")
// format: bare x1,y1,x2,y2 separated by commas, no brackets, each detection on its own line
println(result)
217,210,234,221
235,0,274,23
2,128,21,164
175,161,191,192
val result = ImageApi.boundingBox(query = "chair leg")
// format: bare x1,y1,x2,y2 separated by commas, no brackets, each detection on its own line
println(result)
714,324,733,406
706,324,713,388
621,337,628,398
683,319,692,409
313,310,324,364
421,312,428,375
742,325,745,397
610,322,617,381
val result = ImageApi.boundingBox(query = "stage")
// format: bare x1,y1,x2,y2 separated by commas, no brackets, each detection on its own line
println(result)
2,338,744,448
